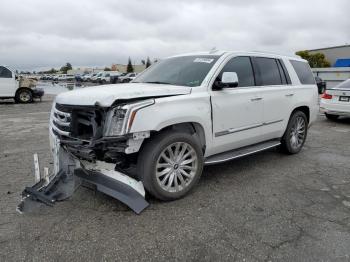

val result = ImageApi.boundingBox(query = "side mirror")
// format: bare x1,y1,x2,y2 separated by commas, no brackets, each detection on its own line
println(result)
221,72,239,87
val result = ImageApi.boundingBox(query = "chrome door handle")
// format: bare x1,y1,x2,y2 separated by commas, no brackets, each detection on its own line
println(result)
285,94,294,97
251,97,263,101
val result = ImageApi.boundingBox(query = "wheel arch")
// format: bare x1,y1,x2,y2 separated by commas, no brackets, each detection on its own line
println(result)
290,105,310,123
15,87,33,102
15,87,33,96
152,122,207,154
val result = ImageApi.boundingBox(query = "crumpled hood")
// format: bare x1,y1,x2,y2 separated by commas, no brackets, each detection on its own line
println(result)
55,83,191,106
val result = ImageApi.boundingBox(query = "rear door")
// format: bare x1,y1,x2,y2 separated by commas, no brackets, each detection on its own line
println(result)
211,56,264,154
252,57,293,140
0,66,16,97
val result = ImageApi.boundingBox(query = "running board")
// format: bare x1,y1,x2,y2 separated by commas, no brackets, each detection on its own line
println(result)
204,140,281,165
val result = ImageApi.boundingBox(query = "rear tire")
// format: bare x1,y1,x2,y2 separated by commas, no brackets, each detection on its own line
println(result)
137,130,204,201
325,113,339,121
280,111,308,154
15,89,33,103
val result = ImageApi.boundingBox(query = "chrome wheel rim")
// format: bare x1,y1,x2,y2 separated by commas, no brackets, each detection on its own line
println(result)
156,142,198,193
20,91,30,102
290,116,306,150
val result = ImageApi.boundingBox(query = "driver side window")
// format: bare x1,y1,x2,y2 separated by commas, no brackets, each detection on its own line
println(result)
0,66,12,78
218,56,255,87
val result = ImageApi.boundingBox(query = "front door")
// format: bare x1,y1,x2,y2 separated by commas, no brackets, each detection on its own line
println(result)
210,56,264,155
0,66,16,97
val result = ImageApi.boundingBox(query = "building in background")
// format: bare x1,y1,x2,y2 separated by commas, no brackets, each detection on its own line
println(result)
312,67,350,88
111,64,146,73
67,63,147,75
308,44,350,67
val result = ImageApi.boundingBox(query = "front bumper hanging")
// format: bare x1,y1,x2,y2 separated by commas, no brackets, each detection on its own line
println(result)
17,152,149,214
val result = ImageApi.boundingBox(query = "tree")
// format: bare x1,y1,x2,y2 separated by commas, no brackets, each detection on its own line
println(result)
46,68,57,74
104,67,111,71
60,62,73,73
146,57,152,68
127,57,134,73
295,51,331,68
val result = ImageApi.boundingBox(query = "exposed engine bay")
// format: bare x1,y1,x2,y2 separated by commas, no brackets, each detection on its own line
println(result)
51,101,152,169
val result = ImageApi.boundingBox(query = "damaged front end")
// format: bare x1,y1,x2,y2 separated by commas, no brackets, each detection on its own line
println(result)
18,100,154,214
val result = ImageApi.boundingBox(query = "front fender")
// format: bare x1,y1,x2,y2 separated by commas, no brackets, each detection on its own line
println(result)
129,94,213,148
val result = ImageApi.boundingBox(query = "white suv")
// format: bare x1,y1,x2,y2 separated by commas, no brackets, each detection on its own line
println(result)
19,51,318,214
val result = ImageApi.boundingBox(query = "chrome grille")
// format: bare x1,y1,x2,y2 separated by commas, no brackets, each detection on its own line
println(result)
51,104,72,137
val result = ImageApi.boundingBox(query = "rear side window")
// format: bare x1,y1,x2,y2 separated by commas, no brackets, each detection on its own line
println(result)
253,57,282,85
0,66,12,78
290,60,315,85
218,56,255,87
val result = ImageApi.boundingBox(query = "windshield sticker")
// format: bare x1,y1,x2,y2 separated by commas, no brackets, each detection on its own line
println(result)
193,58,214,64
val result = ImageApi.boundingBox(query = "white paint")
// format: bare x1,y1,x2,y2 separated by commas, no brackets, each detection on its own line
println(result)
320,80,350,117
53,50,318,161
0,66,17,97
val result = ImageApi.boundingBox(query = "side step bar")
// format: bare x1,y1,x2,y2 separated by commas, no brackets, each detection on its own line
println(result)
204,140,281,165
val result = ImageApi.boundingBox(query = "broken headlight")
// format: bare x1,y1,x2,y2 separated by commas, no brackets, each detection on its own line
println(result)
104,99,154,136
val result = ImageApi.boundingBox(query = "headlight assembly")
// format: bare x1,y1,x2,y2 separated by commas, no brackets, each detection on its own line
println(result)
104,99,154,136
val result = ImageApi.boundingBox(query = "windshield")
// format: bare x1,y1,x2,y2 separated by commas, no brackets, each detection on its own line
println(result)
134,55,220,87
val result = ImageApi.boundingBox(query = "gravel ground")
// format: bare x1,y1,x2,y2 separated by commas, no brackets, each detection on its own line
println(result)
0,95,350,262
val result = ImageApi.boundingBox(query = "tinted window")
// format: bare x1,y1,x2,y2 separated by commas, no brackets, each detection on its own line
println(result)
0,66,12,78
218,56,255,87
290,60,315,85
254,57,282,85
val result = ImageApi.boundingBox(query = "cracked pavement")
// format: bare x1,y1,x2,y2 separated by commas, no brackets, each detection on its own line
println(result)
0,96,350,261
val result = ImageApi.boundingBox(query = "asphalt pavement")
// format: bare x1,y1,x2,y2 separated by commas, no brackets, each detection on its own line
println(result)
0,96,349,261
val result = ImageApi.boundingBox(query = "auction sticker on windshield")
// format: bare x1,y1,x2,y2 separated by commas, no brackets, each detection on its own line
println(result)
193,58,214,63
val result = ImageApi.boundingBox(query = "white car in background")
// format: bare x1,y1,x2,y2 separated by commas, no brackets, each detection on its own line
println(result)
92,72,103,83
118,72,137,83
66,74,75,81
320,79,350,120
82,73,95,82
98,71,122,84
0,65,44,103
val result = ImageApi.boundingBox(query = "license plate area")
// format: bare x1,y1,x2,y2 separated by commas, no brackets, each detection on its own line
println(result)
339,96,350,102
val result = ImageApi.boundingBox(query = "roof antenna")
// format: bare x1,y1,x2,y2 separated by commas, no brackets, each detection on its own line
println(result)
209,47,217,54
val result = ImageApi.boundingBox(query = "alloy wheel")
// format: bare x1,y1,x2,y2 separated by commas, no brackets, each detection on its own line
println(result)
156,142,198,193
290,116,306,150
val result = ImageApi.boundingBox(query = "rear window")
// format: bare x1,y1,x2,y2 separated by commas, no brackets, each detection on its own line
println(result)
333,79,350,90
290,60,315,85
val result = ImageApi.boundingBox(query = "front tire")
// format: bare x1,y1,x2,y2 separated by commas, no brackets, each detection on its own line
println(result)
15,89,33,103
325,113,339,121
137,131,204,201
280,111,308,154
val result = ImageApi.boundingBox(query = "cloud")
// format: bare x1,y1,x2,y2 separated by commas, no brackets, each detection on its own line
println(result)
0,0,349,70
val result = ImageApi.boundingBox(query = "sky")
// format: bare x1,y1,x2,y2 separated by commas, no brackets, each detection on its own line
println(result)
0,0,349,71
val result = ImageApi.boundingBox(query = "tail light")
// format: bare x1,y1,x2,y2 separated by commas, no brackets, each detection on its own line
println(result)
321,93,332,99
